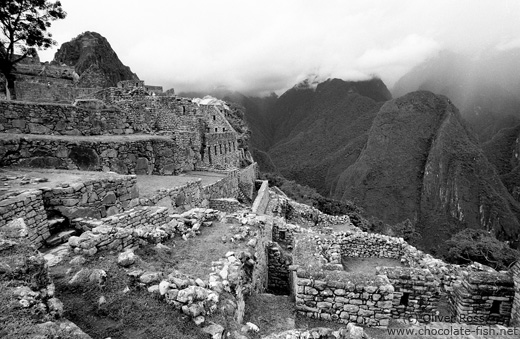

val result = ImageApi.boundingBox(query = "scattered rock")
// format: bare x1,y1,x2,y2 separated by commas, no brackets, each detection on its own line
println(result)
68,268,107,288
117,250,136,267
159,280,170,295
139,271,163,285
193,315,205,326
202,322,225,339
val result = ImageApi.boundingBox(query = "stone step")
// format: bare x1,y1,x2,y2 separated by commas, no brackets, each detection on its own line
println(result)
48,217,66,232
45,229,78,247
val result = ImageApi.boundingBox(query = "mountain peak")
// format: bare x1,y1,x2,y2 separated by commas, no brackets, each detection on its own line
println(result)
52,31,139,87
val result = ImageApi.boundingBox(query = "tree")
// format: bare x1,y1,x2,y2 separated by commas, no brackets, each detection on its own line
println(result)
0,0,66,99
445,228,519,270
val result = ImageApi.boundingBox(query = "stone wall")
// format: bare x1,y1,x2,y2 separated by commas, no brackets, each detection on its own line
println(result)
238,162,257,200
72,206,170,232
41,174,139,220
0,134,198,175
252,180,270,215
267,242,293,294
272,219,297,249
68,207,173,256
512,261,520,326
208,198,241,212
0,100,152,135
452,271,515,325
138,167,257,213
293,233,393,327
294,272,393,327
251,216,272,293
14,82,100,104
0,189,49,248
202,170,240,200
334,232,406,260
376,267,440,322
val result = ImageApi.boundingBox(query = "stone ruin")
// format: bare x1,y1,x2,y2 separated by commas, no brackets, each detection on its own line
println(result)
1,63,519,337
257,195,520,329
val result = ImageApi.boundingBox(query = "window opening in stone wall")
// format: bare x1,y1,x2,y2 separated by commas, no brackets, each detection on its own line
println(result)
490,300,501,314
213,115,216,120
215,128,218,132
214,145,217,155
182,106,186,114
279,231,286,240
223,128,226,132
400,293,410,306
220,144,222,155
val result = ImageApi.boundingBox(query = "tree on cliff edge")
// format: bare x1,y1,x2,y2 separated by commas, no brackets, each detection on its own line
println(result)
0,0,66,99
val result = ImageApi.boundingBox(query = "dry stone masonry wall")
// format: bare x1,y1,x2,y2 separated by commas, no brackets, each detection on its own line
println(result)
0,134,197,175
283,226,520,327
452,271,515,325
72,206,170,232
0,100,152,135
0,91,243,172
0,189,49,248
375,266,440,321
512,262,520,326
41,175,139,220
267,243,293,294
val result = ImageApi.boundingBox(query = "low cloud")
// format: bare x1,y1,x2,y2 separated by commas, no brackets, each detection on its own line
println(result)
38,0,520,96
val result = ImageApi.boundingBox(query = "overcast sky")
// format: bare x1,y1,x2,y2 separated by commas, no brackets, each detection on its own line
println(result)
38,0,520,96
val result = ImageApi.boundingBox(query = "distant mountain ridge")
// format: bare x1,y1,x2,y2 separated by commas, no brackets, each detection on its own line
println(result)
53,31,139,87
180,76,520,252
333,91,520,251
392,49,520,141
254,77,391,196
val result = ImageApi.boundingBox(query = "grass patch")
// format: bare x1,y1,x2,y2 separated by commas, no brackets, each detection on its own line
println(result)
135,221,250,279
52,254,207,339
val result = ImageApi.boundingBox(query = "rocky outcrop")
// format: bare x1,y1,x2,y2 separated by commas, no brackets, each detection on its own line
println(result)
334,91,520,251
482,123,520,203
53,31,138,87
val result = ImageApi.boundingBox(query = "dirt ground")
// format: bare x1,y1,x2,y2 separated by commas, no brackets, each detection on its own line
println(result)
0,167,125,196
136,171,226,198
49,219,251,339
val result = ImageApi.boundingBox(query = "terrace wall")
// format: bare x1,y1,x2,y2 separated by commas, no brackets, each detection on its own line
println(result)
13,82,100,104
0,134,198,175
41,175,139,220
0,100,152,135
